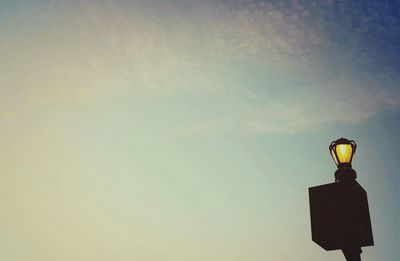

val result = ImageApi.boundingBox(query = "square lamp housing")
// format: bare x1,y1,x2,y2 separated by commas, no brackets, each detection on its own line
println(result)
308,181,374,251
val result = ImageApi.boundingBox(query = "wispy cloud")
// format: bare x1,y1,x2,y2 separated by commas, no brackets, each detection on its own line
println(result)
1,0,398,133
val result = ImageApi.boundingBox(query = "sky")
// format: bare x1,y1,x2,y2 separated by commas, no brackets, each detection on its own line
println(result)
0,0,399,260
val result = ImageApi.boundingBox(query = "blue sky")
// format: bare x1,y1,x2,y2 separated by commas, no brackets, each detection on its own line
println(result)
0,0,399,260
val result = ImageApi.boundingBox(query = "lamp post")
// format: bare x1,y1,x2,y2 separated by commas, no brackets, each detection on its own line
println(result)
308,138,374,261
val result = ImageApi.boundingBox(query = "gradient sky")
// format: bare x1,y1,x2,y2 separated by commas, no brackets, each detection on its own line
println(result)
0,0,399,260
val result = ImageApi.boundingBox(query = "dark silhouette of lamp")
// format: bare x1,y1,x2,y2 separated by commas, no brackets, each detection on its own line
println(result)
309,138,374,261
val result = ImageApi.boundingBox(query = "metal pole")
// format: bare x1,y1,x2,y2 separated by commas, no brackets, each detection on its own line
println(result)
342,247,362,261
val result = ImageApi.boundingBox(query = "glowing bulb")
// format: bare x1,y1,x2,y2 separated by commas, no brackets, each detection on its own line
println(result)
336,144,353,164
329,138,356,168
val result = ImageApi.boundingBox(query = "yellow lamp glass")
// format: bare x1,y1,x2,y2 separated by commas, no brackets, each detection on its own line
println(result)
335,144,353,164
329,138,356,168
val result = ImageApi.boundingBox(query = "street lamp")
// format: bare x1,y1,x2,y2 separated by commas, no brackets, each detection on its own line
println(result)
308,138,374,261
329,138,357,182
329,138,356,169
